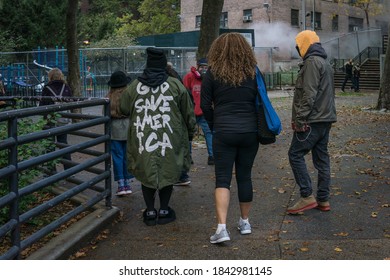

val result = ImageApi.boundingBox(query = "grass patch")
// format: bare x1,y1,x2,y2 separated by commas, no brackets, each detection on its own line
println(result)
336,91,365,97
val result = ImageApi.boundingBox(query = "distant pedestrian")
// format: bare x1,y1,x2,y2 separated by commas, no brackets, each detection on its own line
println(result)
353,63,361,92
166,62,193,187
106,70,134,196
201,33,260,243
120,47,196,226
287,30,337,214
0,74,5,95
183,58,214,166
341,59,355,92
41,68,72,169
0,74,5,107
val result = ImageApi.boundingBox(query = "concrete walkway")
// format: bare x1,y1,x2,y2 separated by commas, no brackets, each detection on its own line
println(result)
32,90,390,260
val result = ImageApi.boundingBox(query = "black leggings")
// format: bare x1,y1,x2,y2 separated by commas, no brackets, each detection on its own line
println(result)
142,185,173,211
213,132,259,203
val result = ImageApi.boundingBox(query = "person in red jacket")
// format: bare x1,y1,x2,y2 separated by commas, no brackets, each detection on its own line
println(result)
183,58,214,166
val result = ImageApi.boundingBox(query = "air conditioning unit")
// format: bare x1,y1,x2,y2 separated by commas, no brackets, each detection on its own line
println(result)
195,21,201,28
243,15,252,22
353,26,359,31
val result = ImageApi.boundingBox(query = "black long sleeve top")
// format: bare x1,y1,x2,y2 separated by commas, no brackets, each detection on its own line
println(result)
200,70,258,134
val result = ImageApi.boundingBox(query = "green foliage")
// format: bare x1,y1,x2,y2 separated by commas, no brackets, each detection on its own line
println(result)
78,12,119,42
117,0,180,38
0,0,180,51
0,0,67,51
0,107,57,224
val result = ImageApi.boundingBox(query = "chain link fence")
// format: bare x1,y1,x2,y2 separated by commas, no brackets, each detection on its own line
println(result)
0,29,384,97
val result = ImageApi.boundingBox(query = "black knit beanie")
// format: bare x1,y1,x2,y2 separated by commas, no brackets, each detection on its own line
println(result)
146,47,167,69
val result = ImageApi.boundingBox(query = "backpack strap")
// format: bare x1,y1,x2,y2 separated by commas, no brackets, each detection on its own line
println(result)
46,84,66,98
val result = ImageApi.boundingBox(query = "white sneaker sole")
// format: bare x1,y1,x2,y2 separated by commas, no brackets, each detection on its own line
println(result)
210,236,230,244
239,229,252,235
174,181,191,186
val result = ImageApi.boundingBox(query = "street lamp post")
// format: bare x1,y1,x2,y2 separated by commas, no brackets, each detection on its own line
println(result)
301,0,306,30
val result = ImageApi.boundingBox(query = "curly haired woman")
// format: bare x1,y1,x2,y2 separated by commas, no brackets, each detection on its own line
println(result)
201,33,260,243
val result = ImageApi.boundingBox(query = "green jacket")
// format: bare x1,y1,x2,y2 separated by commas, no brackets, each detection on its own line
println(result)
293,44,337,128
120,75,196,189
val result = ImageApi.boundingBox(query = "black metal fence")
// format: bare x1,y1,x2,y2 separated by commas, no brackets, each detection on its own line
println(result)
0,97,111,259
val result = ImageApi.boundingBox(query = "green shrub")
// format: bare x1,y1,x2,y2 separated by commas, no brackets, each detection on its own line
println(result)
0,109,57,224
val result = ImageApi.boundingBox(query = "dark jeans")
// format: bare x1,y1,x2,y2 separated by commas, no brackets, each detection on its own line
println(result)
288,122,332,202
213,132,259,202
196,115,213,157
341,74,355,91
353,77,360,91
111,140,133,181
57,133,71,161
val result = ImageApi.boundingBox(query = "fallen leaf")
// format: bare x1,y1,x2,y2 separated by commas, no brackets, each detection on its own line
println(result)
75,251,86,258
300,247,309,252
334,247,343,252
283,220,294,224
371,212,378,218
334,232,349,237
381,204,389,208
278,188,286,194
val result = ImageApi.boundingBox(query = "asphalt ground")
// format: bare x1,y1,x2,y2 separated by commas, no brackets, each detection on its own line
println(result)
31,90,390,260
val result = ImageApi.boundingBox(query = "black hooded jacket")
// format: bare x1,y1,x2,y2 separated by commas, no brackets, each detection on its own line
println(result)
137,68,168,88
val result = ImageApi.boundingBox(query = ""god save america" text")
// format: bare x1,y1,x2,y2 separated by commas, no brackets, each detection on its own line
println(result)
134,81,174,156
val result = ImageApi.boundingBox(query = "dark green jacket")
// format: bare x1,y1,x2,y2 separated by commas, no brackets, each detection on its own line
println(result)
120,73,196,189
293,43,337,128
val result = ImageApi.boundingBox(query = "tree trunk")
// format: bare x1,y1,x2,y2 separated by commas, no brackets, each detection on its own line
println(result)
197,0,224,60
376,24,390,110
66,0,81,99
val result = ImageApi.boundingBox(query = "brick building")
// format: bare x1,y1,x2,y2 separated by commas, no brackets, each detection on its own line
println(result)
180,0,389,39
180,0,388,75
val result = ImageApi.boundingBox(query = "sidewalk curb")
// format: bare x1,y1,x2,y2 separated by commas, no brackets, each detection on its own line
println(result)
27,206,120,260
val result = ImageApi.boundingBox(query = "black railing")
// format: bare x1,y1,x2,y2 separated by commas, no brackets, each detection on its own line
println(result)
0,97,111,259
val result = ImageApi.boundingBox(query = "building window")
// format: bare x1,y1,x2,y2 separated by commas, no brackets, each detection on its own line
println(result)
291,9,299,27
243,9,253,22
309,12,321,30
332,14,339,32
348,16,363,32
195,15,201,28
220,12,228,28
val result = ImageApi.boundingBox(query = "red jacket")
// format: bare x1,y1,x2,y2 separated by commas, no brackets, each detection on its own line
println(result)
183,66,203,116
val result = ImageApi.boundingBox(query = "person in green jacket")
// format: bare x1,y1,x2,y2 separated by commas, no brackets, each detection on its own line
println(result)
287,30,337,214
120,47,196,226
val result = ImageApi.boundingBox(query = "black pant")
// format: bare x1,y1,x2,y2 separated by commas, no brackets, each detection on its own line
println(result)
341,74,355,91
213,132,259,202
142,185,173,212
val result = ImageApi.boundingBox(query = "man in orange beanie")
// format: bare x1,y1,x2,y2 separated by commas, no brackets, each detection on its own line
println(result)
287,30,337,214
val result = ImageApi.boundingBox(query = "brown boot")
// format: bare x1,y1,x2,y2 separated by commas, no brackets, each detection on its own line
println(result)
287,195,318,214
317,201,330,211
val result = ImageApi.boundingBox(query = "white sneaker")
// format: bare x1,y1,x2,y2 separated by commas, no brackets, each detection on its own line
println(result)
238,219,252,235
210,229,230,244
116,186,127,196
124,185,133,194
